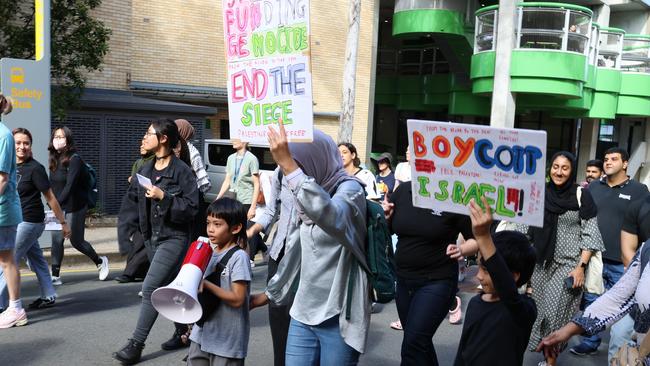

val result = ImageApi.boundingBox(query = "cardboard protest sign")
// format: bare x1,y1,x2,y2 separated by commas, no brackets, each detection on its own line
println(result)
407,120,547,227
223,0,313,144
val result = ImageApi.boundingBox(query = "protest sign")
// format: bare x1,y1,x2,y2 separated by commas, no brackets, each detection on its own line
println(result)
223,0,313,144
407,120,547,227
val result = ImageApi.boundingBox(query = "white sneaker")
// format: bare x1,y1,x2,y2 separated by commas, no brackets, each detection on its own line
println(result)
0,307,28,328
138,291,143,298
97,256,109,281
51,276,63,286
250,260,255,268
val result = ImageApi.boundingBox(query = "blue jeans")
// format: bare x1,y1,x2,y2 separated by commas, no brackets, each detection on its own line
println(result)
395,276,456,366
285,317,360,366
577,260,627,352
0,222,54,308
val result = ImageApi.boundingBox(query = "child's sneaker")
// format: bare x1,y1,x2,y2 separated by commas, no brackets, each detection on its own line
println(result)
449,296,462,324
0,307,28,328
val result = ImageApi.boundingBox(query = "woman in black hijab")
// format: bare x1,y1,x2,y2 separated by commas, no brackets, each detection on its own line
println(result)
524,151,604,366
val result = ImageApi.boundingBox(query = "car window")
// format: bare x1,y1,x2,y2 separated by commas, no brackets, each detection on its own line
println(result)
208,144,231,166
250,147,276,171
208,143,276,171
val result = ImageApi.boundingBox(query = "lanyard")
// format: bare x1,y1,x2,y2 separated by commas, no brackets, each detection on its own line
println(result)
233,153,245,183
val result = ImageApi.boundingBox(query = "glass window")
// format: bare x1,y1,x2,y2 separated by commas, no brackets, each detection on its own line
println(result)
476,11,496,52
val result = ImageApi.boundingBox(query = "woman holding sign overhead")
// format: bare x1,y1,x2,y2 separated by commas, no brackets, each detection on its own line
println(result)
113,119,198,364
512,151,603,366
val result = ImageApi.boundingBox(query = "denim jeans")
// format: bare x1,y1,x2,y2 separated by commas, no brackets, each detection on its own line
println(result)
577,260,629,354
395,276,456,366
132,237,188,343
51,206,100,276
578,291,602,349
285,316,360,366
0,221,54,308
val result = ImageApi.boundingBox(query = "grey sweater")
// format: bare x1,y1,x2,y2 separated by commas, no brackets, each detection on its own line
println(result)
266,169,370,353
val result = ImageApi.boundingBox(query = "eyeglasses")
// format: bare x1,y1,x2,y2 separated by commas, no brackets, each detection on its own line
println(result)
143,131,157,137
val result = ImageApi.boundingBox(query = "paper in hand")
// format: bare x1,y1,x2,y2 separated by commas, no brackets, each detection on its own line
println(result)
44,210,62,231
136,173,153,189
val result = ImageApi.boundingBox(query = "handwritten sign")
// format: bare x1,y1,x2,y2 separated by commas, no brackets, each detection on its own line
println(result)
407,120,547,227
223,0,313,144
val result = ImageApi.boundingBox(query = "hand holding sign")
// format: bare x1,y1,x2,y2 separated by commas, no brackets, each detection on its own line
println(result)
268,119,299,175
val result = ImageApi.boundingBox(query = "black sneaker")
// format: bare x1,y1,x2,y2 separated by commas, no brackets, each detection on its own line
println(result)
115,274,135,283
569,343,598,356
113,339,145,364
28,297,56,309
160,328,189,351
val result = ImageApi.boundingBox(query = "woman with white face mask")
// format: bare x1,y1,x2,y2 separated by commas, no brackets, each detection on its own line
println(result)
48,127,108,285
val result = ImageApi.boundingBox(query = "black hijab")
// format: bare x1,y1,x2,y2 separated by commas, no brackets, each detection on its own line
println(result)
531,151,598,265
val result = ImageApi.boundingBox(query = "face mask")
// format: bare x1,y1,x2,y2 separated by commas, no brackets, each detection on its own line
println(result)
53,139,66,151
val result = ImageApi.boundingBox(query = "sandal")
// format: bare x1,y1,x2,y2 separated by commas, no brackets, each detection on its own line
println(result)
390,320,403,331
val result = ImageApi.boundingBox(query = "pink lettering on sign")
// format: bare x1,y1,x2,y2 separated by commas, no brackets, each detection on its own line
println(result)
231,69,269,103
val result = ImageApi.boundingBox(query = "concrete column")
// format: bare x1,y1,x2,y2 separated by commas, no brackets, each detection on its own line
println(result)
594,4,611,27
576,118,600,183
490,0,517,129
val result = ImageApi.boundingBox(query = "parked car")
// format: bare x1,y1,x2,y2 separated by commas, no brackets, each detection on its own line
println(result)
203,139,276,202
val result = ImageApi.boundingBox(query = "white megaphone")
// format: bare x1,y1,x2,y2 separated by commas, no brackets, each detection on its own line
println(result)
152,237,213,324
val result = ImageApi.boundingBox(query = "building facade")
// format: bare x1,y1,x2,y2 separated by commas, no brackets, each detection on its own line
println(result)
75,0,649,213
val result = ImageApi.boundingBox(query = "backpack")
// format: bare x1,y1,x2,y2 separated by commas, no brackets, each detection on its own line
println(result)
74,154,98,209
346,198,396,318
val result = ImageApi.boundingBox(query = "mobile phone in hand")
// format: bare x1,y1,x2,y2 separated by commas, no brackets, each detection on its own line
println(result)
563,276,574,290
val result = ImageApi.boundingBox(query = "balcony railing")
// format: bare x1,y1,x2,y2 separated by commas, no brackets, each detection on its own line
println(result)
598,28,625,69
621,35,650,73
474,3,593,55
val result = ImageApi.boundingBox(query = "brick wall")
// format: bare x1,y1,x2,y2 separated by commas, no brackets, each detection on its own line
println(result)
85,0,132,90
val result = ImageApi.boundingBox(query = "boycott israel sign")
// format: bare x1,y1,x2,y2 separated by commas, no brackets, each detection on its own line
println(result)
407,120,547,227
223,0,313,143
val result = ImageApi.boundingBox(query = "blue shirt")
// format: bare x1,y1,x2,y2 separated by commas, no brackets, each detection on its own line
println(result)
0,123,22,226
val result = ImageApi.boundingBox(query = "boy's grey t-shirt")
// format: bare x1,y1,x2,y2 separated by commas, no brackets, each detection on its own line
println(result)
189,248,252,359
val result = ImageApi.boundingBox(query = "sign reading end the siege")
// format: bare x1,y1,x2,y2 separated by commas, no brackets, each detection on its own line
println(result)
407,120,547,228
223,0,314,144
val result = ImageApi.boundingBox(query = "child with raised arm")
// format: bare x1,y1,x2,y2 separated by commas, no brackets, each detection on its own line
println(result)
454,197,537,366
187,198,252,366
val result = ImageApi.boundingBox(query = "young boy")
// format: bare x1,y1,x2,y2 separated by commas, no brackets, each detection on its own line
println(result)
454,197,537,366
187,198,252,366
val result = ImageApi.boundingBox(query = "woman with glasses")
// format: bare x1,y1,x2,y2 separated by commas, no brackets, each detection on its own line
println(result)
113,119,199,364
48,127,108,285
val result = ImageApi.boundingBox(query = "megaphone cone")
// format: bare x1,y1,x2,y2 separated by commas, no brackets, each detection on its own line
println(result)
152,238,213,324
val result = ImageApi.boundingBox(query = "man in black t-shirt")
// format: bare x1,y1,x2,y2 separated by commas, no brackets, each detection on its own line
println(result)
571,148,649,358
621,196,650,267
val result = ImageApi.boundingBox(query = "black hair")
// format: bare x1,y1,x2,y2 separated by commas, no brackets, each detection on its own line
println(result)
150,118,180,155
48,126,77,172
604,147,629,162
490,231,536,287
586,159,603,171
206,198,248,249
338,142,361,167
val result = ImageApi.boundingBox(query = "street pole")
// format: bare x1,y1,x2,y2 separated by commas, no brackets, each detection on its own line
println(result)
337,0,361,143
490,0,517,128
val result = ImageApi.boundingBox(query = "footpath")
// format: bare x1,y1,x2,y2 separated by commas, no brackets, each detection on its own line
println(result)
23,216,125,272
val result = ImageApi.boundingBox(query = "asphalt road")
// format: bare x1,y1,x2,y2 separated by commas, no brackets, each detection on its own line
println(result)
0,265,609,365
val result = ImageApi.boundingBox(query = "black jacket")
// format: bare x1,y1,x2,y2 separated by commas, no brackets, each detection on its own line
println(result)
49,154,87,212
121,156,199,243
